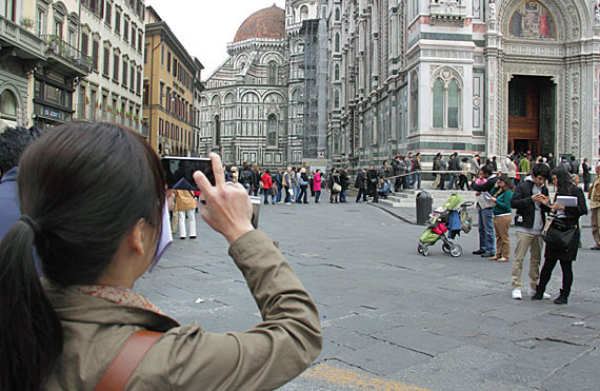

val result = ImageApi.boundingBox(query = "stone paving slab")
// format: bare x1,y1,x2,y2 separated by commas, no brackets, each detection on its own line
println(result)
136,201,599,390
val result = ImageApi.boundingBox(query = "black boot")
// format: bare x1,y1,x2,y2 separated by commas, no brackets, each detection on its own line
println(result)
531,286,545,300
554,290,568,305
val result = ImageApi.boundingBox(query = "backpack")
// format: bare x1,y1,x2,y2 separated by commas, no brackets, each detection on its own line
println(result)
240,170,253,183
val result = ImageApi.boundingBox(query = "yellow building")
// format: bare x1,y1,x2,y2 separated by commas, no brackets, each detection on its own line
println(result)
143,6,203,156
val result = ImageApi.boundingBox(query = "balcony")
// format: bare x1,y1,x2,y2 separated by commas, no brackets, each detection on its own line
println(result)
42,35,92,77
429,0,467,26
0,16,45,60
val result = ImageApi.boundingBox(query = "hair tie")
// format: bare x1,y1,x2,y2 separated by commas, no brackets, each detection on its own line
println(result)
20,215,42,237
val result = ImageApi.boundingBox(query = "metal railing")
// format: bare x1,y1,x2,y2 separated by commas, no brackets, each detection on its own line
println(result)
42,35,92,73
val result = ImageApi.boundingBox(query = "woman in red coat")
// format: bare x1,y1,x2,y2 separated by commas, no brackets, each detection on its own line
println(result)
261,170,273,204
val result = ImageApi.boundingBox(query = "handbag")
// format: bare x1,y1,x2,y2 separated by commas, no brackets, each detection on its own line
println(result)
542,214,578,251
332,183,342,192
270,186,277,196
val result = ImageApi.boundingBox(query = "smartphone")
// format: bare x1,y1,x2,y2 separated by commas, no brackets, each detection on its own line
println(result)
161,157,215,190
249,196,261,229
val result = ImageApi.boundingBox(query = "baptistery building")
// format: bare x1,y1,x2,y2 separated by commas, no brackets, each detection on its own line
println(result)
200,0,600,169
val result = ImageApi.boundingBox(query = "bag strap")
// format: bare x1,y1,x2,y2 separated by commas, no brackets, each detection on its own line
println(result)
94,330,163,391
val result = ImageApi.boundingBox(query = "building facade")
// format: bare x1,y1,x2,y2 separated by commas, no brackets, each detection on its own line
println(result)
328,0,600,167
200,0,600,169
1,0,45,130
144,6,203,156
71,0,146,135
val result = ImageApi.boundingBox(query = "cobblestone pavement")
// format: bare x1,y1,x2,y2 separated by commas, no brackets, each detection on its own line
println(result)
136,199,600,391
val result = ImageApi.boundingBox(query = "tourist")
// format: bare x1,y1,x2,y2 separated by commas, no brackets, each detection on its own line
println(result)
0,123,322,390
489,175,514,262
589,163,600,250
471,165,499,258
533,167,588,304
510,163,552,300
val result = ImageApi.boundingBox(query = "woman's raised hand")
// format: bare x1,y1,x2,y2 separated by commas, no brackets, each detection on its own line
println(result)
193,153,254,244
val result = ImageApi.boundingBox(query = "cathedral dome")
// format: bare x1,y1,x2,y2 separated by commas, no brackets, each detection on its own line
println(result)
233,4,285,42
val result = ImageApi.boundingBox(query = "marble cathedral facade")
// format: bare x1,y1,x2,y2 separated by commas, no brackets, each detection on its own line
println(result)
200,0,600,169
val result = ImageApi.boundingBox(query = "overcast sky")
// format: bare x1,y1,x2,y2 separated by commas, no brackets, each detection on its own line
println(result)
146,0,286,79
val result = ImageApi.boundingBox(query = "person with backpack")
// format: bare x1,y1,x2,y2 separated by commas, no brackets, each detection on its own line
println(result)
239,163,254,194
297,168,309,204
355,168,368,202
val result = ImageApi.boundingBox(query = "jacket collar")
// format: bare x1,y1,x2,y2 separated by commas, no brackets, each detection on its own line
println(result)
0,166,18,184
42,279,180,331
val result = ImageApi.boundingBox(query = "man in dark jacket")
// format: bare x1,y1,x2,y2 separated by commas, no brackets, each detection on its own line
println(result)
471,165,499,257
367,165,379,203
239,163,254,194
509,164,551,300
392,155,402,192
569,156,579,175
355,168,368,202
448,153,461,190
0,127,42,240
339,167,349,202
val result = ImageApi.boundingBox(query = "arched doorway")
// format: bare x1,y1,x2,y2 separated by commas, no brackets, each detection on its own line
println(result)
508,75,556,156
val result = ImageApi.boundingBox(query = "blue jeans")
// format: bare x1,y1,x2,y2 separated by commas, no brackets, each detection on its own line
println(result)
478,208,496,254
315,190,321,203
263,188,271,204
276,187,282,203
284,186,291,203
340,189,348,202
243,183,251,194
414,172,421,189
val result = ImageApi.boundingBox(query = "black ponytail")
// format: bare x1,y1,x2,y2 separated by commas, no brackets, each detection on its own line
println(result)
0,220,63,391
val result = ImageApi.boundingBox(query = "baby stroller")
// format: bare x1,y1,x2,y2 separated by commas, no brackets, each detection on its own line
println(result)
417,193,474,257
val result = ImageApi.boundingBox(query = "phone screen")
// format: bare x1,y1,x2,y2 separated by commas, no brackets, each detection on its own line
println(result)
161,157,215,190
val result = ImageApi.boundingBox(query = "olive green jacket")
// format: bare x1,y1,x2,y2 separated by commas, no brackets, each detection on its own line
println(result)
43,230,322,390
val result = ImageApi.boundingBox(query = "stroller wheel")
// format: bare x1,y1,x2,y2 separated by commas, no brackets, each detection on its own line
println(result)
450,244,463,258
442,243,451,254
417,244,423,254
418,244,428,256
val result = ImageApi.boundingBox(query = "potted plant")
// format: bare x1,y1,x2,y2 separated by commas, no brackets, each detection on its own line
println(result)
85,96,90,105
20,18,34,30
95,101,99,108
125,111,132,119
107,105,113,113
133,114,139,122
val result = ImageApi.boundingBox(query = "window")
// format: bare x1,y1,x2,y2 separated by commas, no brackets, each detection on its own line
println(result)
92,40,99,71
130,64,135,91
448,80,460,128
410,72,419,130
113,53,119,81
161,44,164,66
433,79,444,128
432,73,461,129
335,33,340,52
167,52,171,72
267,115,277,146
131,25,136,48
159,82,164,107
103,47,110,76
54,20,63,38
334,63,340,80
138,31,143,52
300,5,308,22
81,32,89,55
123,18,129,41
122,59,128,88
334,90,340,108
136,70,141,95
335,7,341,21
3,0,16,21
105,2,112,25
115,10,121,34
0,90,18,119
37,8,45,36
268,61,278,84
172,58,177,77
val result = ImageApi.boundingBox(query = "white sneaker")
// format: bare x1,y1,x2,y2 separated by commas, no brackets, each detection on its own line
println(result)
543,293,551,299
512,289,522,300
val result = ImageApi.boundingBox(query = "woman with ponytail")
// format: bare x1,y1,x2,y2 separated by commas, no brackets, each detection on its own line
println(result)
0,123,321,390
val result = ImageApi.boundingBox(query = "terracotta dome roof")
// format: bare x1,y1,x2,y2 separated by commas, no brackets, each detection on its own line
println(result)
234,4,285,42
